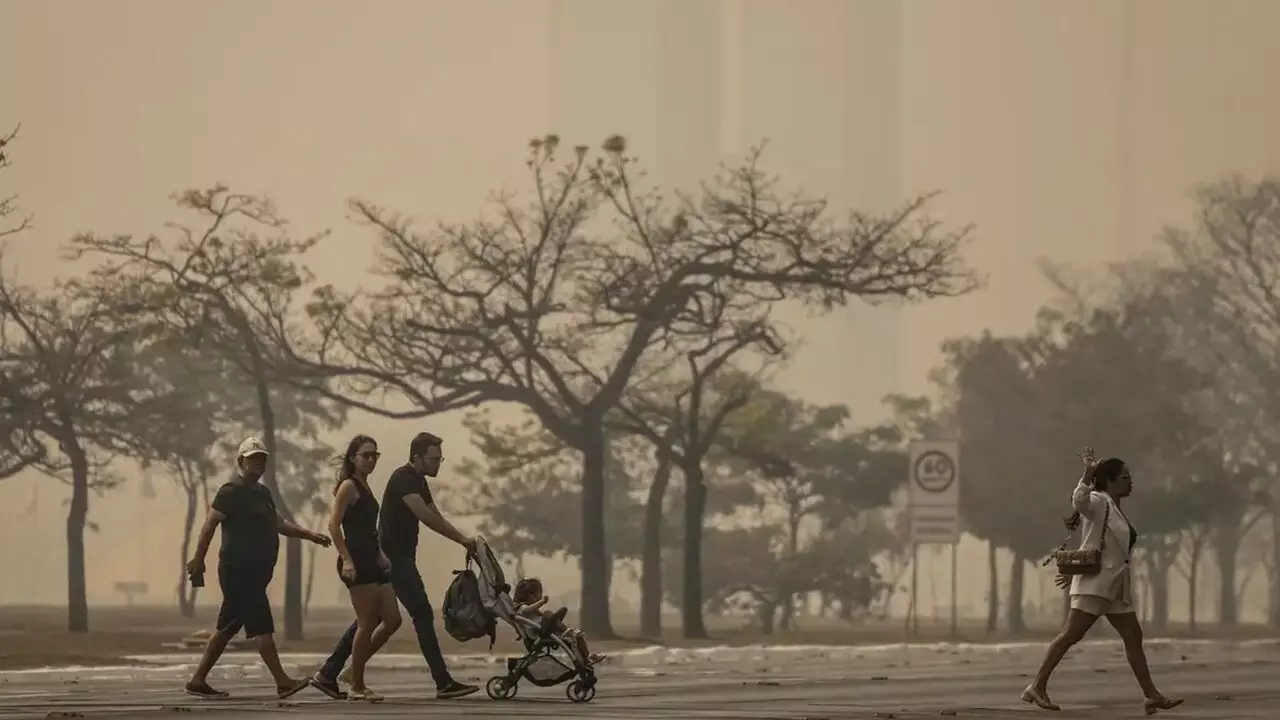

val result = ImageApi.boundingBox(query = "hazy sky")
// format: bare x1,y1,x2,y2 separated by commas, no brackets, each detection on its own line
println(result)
4,0,1280,621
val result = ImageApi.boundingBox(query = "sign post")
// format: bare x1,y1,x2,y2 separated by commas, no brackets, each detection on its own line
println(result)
907,440,962,637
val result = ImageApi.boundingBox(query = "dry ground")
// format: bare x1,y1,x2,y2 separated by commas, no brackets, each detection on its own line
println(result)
2,604,1277,670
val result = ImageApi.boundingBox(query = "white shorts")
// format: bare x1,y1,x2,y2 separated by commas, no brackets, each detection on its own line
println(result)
1070,593,1135,616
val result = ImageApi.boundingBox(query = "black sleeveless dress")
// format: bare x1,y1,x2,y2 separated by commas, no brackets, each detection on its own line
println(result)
337,478,388,588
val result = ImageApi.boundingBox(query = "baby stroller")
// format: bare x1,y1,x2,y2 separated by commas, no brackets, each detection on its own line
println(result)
463,538,599,704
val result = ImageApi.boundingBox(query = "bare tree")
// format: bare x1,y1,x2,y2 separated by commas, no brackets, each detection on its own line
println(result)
1162,176,1280,627
303,135,979,636
0,274,173,632
0,124,43,477
66,188,346,640
0,125,32,240
608,294,783,638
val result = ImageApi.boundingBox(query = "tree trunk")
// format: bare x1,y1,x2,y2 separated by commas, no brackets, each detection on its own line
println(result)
577,424,614,637
986,540,1000,632
1149,560,1171,631
1006,553,1026,634
640,455,672,638
680,462,709,639
1187,552,1200,633
303,529,319,620
283,537,302,636
251,375,303,641
1214,523,1241,627
777,507,800,632
779,597,796,632
756,597,777,635
177,483,199,618
1271,504,1280,628
65,439,90,633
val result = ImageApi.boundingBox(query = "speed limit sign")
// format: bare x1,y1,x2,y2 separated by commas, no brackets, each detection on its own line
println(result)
913,450,957,494
907,441,961,545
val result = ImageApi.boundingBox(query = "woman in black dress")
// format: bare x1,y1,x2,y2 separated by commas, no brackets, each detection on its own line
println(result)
328,434,401,701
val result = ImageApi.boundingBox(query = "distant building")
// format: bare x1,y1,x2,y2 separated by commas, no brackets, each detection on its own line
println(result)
548,0,906,422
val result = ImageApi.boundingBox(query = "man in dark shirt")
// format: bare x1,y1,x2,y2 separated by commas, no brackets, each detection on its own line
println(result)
184,437,333,700
311,432,479,700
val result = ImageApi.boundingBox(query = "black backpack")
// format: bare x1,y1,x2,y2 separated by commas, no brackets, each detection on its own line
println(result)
442,564,497,648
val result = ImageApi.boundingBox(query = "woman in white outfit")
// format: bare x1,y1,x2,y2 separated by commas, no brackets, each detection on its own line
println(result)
1021,449,1182,715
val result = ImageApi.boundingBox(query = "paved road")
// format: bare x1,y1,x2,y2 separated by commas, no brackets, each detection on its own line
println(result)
2,640,1279,718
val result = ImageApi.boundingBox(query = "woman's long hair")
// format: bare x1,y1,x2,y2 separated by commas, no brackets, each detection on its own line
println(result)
333,434,377,494
1064,457,1126,531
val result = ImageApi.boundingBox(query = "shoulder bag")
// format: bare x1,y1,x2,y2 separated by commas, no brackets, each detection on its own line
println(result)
1042,500,1109,576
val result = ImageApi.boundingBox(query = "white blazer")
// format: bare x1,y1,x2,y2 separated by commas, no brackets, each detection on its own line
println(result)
1067,476,1135,598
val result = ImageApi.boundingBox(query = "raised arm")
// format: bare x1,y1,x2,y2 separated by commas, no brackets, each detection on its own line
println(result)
1070,453,1102,515
402,493,471,549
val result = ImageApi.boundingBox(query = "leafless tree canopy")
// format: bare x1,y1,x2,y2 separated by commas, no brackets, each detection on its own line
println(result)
0,273,176,484
0,124,43,476
1162,176,1280,421
0,125,32,240
67,187,323,380
306,135,980,437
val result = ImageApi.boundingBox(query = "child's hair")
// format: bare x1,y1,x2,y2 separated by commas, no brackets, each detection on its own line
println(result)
513,577,543,605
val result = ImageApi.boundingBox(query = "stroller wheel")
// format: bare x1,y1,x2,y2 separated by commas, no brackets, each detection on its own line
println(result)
566,680,596,703
485,676,517,700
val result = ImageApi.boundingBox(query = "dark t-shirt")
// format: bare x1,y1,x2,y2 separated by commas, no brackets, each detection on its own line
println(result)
212,476,280,571
378,464,434,557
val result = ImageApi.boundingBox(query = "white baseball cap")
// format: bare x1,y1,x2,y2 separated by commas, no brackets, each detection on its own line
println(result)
237,437,270,458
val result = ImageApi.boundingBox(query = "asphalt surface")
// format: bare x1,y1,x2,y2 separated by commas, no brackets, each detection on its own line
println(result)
3,640,1280,719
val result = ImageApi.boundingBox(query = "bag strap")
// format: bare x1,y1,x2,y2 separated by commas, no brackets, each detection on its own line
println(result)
1043,527,1075,567
1041,495,1111,567
1098,500,1110,554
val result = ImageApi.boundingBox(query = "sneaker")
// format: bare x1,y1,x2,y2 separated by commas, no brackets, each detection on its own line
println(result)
309,672,348,700
436,681,479,699
587,653,606,666
276,677,312,700
184,681,230,699
338,667,354,686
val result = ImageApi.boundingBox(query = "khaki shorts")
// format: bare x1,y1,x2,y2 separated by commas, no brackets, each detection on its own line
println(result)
1070,593,1135,616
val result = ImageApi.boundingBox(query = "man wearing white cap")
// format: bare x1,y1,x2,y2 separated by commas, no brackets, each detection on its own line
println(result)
183,437,334,700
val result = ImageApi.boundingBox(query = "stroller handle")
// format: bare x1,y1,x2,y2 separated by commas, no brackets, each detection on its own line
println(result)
464,534,486,564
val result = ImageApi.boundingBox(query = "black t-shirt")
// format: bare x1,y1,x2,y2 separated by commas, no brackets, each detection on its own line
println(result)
212,476,280,570
378,464,434,557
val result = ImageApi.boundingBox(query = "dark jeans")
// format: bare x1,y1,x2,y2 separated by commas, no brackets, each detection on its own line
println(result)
318,554,453,689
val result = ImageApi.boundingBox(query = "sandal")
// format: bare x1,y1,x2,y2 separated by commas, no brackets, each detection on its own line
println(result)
1020,685,1061,711
309,672,348,700
1144,695,1184,715
184,681,230,699
348,687,384,703
276,677,312,699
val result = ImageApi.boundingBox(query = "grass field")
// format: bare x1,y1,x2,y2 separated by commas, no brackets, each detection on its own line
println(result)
2,604,1277,670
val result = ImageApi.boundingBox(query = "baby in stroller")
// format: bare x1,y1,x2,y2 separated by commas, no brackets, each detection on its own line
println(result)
464,538,602,704
512,578,605,666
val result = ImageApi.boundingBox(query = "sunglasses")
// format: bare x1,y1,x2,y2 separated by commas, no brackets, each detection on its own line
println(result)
357,451,381,461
